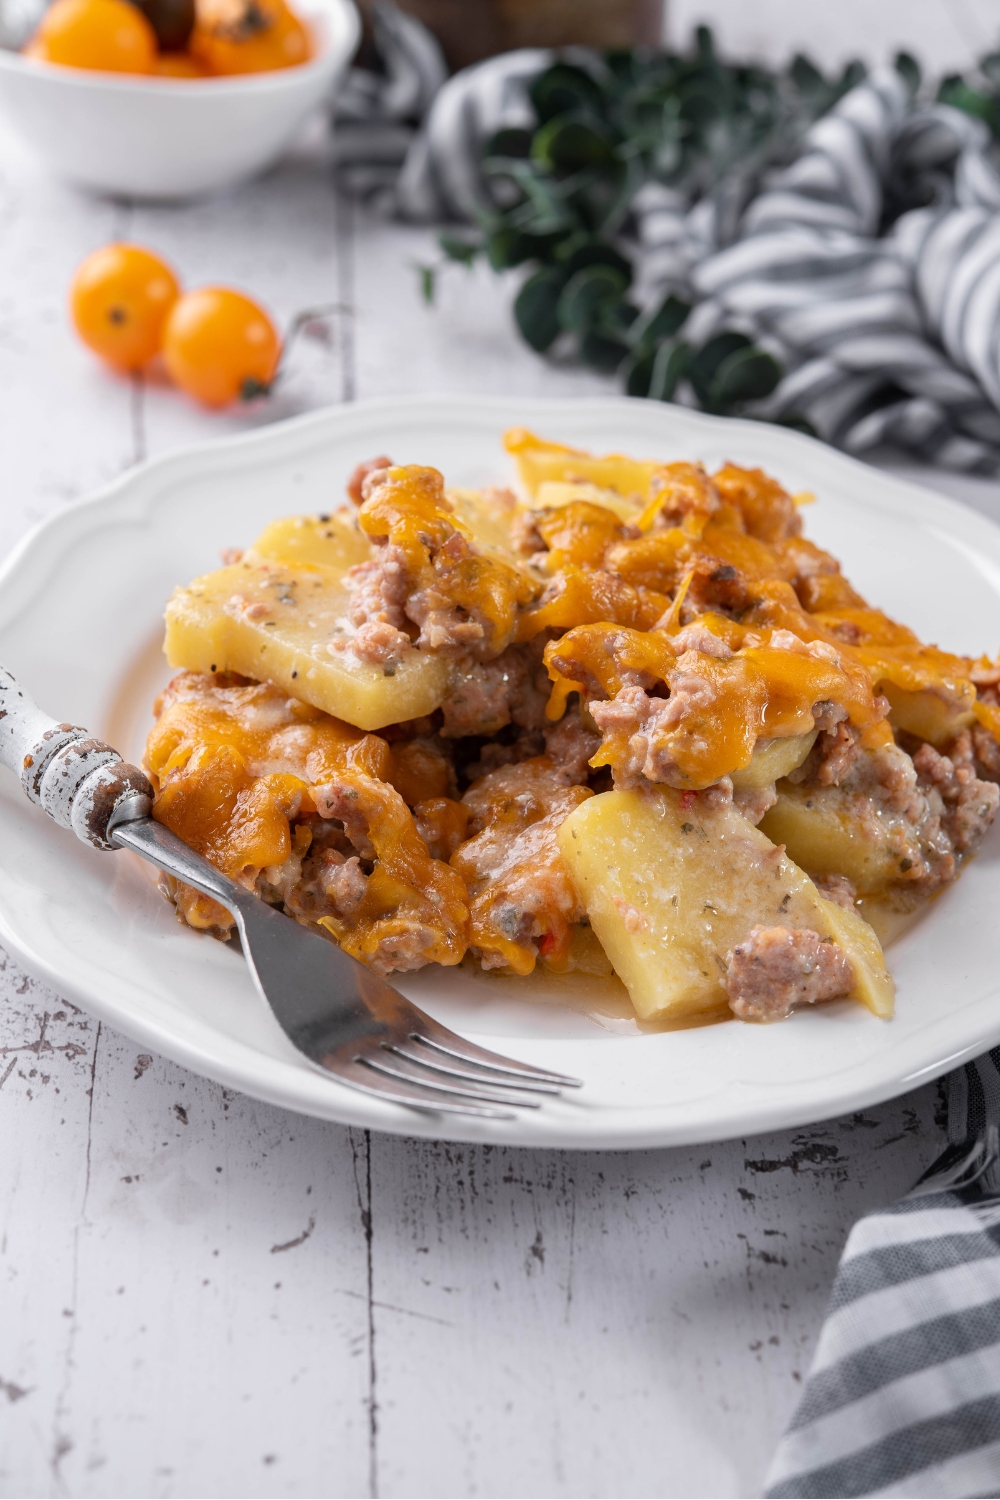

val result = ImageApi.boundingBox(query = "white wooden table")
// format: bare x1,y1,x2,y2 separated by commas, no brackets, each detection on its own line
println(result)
1,113,997,1500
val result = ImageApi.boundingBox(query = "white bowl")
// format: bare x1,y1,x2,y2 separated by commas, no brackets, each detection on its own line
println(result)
0,0,359,199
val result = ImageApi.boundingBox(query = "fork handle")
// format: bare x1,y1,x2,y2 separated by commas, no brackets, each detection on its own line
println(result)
0,664,153,850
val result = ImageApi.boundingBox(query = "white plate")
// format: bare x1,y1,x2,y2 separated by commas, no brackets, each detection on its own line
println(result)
1,395,998,1149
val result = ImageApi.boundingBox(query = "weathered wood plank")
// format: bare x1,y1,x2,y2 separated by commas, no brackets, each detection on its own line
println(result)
0,127,138,565
55,1027,373,1499
348,208,614,408
0,958,103,1498
366,1095,941,1499
132,139,347,461
0,948,376,1499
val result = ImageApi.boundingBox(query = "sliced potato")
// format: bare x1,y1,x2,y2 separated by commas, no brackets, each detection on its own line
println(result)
252,512,372,571
558,786,893,1023
504,428,660,502
730,730,817,790
446,487,520,561
880,680,976,746
532,480,641,523
819,899,895,1017
164,556,448,732
760,782,906,896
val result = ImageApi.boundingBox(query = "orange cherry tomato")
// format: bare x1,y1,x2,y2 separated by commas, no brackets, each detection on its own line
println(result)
189,0,311,75
70,243,181,372
154,50,208,76
27,0,157,73
162,288,281,406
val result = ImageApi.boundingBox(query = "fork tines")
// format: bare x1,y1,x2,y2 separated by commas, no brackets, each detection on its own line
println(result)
337,1030,582,1120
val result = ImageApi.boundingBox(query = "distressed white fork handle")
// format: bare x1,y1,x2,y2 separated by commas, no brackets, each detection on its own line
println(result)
0,664,581,1119
0,664,153,846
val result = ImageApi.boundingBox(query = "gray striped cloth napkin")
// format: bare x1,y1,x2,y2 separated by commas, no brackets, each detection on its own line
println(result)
764,1051,1000,1499
333,7,1000,472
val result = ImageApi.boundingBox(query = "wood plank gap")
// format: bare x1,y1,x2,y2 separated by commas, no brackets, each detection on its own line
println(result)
129,371,147,467
365,1127,378,1499
108,196,148,469
110,197,132,246
350,1125,379,1497
50,1019,101,1495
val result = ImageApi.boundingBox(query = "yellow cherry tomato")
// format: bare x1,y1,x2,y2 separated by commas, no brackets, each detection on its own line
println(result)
189,0,311,75
27,0,157,74
162,287,281,406
154,50,209,76
70,243,181,372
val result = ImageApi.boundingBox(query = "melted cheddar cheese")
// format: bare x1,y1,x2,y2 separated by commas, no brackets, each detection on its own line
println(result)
546,623,882,789
147,432,1000,1023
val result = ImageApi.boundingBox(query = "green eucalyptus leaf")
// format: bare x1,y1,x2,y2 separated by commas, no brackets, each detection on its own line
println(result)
980,52,1000,89
580,329,629,372
775,412,817,437
790,54,824,96
599,300,640,334
484,127,534,161
649,340,691,402
937,77,999,132
418,265,435,306
507,201,578,236
709,346,782,410
557,264,628,334
678,87,724,132
438,233,480,267
485,227,537,270
652,133,683,178
894,52,921,96
630,293,691,352
503,163,580,234
605,49,638,85
688,331,753,404
531,116,615,173
529,64,604,124
838,60,867,94
514,267,567,351
555,235,632,282
622,349,654,398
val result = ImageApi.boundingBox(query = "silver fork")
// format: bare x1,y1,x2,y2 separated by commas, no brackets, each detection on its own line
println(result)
0,666,581,1120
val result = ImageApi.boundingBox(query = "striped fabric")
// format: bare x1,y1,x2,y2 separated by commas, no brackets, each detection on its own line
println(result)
332,3,448,208
332,3,551,220
334,8,1000,472
764,1050,1000,1499
642,69,1000,472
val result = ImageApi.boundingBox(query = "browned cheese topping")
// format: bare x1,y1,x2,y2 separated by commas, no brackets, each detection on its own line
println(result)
148,430,1000,1025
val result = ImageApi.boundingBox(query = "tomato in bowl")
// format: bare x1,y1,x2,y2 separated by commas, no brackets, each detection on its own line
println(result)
0,0,359,200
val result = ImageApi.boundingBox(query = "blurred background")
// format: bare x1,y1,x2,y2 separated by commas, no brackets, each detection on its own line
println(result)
667,0,995,71
367,0,997,72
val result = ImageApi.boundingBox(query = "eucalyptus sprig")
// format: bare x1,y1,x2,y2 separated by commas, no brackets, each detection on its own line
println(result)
937,51,1000,139
420,28,867,419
